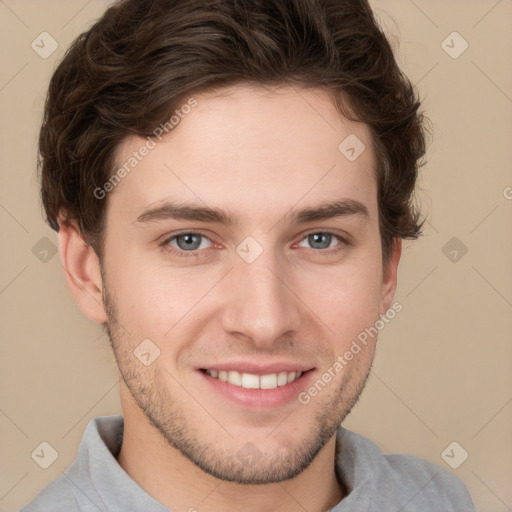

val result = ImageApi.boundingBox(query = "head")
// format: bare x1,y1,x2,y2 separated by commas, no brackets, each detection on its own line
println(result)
40,0,426,485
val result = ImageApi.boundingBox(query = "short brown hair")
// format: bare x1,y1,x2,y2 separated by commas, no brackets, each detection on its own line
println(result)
39,0,427,264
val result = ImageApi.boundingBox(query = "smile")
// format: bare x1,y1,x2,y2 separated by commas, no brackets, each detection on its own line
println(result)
203,369,303,390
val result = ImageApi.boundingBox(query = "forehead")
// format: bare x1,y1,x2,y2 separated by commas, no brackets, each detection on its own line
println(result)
108,84,378,225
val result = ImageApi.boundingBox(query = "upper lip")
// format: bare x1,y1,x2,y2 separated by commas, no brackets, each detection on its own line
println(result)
199,361,315,375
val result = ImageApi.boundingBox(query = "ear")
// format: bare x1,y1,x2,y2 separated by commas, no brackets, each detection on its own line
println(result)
57,219,107,324
379,237,402,317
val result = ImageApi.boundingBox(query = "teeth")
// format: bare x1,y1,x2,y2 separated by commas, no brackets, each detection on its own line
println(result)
227,370,242,386
260,374,277,389
241,373,260,389
277,371,288,386
205,369,303,390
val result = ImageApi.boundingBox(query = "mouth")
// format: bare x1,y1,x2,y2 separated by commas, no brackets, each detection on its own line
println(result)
197,364,316,410
201,369,304,390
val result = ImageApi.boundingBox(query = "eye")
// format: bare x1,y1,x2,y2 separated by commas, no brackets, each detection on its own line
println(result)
165,232,213,252
161,230,349,259
297,232,345,251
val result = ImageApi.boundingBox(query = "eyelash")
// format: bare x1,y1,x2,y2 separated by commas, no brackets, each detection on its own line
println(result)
160,230,350,259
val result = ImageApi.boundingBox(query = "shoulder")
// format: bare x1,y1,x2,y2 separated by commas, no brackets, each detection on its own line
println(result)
383,451,475,510
20,415,124,511
336,428,476,511
20,475,78,511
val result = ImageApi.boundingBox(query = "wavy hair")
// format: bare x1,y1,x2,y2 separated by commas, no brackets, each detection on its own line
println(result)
39,0,428,264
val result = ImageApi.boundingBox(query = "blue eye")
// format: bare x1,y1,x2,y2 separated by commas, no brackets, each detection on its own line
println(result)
298,232,343,250
296,232,348,258
161,230,348,259
166,232,212,252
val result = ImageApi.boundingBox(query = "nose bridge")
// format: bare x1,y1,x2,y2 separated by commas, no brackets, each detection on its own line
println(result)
220,247,301,346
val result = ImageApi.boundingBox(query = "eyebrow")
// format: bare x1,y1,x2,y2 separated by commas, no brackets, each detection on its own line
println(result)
134,198,369,226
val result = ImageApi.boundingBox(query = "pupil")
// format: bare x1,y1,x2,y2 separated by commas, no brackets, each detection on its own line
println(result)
310,233,330,249
178,234,200,250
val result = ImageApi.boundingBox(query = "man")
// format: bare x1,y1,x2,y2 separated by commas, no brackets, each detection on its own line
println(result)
22,0,476,510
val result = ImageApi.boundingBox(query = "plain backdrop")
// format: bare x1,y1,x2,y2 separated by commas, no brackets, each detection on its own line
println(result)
1,1,511,511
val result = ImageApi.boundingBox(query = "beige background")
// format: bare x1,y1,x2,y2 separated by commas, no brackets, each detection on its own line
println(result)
1,1,511,511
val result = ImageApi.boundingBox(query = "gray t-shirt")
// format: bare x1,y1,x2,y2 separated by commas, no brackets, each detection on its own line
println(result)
21,415,475,511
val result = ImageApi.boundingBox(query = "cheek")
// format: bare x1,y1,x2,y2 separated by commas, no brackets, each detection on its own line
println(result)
108,255,220,338
104,254,175,334
105,232,384,346
310,261,383,345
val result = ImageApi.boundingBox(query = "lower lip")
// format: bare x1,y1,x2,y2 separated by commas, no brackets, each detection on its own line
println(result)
197,370,315,410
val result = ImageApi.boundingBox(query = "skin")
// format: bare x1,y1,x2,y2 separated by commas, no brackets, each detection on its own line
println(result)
58,84,401,512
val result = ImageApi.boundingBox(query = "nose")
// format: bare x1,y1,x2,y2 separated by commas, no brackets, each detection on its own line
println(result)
219,250,302,349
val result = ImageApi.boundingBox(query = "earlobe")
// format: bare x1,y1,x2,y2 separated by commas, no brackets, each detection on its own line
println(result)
57,219,108,324
379,237,402,317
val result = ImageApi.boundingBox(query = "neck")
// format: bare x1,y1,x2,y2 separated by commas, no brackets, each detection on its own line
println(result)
117,394,345,512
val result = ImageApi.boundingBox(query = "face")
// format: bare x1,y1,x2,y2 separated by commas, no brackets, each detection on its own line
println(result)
100,84,398,484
